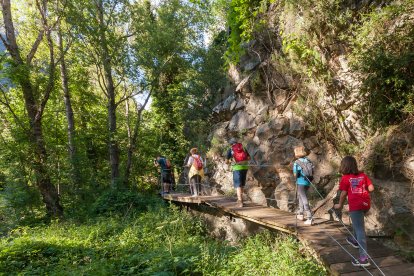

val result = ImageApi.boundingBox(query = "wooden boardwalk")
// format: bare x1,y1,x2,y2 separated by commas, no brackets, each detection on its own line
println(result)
163,193,414,276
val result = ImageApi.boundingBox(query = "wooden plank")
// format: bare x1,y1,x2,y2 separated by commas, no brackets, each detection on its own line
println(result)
320,247,395,265
331,256,403,274
306,238,388,253
340,263,414,276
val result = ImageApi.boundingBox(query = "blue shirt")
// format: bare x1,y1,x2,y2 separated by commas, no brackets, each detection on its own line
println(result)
157,157,170,171
293,157,311,186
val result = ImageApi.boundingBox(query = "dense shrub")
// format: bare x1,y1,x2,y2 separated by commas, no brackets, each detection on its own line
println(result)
350,0,414,127
91,189,162,216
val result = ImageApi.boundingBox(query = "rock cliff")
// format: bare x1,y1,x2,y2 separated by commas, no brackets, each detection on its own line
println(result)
206,0,414,252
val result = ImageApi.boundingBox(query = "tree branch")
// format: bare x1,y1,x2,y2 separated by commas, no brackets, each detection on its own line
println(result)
120,31,137,39
26,30,45,64
1,0,23,63
35,0,56,122
95,64,109,98
116,90,141,107
0,84,28,131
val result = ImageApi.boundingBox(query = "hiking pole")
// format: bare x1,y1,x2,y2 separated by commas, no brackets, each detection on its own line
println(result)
294,182,298,234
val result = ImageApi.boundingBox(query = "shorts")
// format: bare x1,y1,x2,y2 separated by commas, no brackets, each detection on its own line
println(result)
161,171,172,184
233,169,248,188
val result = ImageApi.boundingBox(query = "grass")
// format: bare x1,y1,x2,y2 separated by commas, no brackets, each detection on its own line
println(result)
0,195,327,275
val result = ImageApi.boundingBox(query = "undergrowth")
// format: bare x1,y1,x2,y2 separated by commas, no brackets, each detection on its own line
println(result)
0,195,327,275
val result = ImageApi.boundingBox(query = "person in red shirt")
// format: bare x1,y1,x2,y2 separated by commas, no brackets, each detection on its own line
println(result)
334,156,374,267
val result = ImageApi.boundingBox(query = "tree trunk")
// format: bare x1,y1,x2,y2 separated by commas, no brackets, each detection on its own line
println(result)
123,92,151,185
57,28,81,186
1,0,63,217
97,0,120,187
124,100,133,185
32,117,63,217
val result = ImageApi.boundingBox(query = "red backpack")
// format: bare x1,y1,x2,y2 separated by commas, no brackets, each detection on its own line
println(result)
193,155,203,170
232,143,248,162
165,159,171,169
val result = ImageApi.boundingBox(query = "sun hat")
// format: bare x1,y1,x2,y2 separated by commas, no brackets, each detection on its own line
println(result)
294,146,307,158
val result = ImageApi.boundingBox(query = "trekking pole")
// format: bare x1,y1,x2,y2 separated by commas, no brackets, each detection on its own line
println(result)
294,182,298,234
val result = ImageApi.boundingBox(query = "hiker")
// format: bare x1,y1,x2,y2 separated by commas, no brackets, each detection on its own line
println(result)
154,155,173,194
226,138,250,208
186,148,204,196
334,156,374,267
293,146,314,225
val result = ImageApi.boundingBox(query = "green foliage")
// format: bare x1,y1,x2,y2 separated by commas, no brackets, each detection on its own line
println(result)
349,0,414,127
215,232,326,275
281,34,327,78
208,136,227,157
91,190,161,216
279,0,414,130
132,0,226,167
1,0,226,218
0,202,201,275
0,198,326,275
224,0,274,63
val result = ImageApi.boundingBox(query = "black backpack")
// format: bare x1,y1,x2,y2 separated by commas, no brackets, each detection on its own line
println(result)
296,158,314,181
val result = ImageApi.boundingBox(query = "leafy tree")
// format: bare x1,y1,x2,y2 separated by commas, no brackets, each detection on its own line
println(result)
66,0,138,187
132,0,226,166
0,0,63,217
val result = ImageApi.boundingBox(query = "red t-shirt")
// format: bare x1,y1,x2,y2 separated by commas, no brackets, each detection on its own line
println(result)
339,173,373,212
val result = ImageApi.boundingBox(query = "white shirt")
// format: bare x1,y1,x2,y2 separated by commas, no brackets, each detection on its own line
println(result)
187,154,204,167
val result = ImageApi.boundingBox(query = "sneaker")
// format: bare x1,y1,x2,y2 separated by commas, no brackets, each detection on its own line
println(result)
352,257,370,267
237,200,244,208
346,237,359,249
296,214,304,221
304,218,313,225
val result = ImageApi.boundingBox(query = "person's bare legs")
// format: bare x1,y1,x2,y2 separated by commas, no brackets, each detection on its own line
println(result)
233,169,247,207
236,187,243,207
163,183,170,193
237,187,243,202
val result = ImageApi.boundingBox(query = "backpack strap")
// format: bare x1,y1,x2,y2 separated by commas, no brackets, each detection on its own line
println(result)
294,160,303,178
295,160,304,170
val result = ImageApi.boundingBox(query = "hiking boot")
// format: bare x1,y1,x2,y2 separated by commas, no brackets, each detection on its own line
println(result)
304,218,313,225
352,257,370,267
296,214,304,221
346,237,359,249
237,200,244,208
